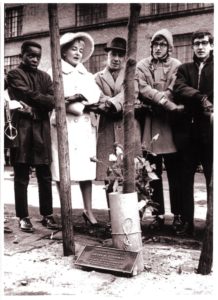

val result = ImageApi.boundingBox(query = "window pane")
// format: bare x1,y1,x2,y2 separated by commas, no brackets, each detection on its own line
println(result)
84,44,107,74
5,6,23,38
173,34,192,63
151,3,213,14
4,55,20,73
76,4,107,26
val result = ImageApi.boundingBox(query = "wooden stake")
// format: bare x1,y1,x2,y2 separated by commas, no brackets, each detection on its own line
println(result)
121,3,144,274
123,3,141,194
48,4,75,256
197,169,213,274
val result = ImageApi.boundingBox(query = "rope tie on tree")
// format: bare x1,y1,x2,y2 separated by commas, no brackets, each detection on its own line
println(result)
111,218,142,250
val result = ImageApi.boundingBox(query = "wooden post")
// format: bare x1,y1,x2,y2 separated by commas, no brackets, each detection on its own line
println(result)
121,3,144,274
197,116,213,275
123,3,141,194
48,4,75,256
197,170,213,274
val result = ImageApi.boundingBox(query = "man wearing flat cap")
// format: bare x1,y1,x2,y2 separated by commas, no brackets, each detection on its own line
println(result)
7,40,59,232
94,37,141,208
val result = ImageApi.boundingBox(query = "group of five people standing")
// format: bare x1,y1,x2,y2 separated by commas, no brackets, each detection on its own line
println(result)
6,27,213,236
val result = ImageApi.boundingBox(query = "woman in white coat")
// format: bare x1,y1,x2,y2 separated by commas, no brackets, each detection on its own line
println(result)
50,32,101,226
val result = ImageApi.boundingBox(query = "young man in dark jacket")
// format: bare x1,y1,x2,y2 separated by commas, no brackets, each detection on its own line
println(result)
173,29,213,235
7,41,59,232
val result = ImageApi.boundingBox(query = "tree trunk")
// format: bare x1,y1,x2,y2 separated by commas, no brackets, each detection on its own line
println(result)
123,3,141,194
197,170,213,274
48,4,75,256
114,3,144,275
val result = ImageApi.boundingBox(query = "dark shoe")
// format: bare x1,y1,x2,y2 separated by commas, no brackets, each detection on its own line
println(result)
172,215,183,231
148,216,164,230
4,226,13,234
176,221,194,236
82,212,101,227
19,217,34,233
41,215,59,230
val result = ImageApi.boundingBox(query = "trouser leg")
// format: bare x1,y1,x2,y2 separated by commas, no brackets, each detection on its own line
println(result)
147,154,165,215
179,149,197,223
200,140,213,200
35,165,53,217
163,153,182,216
14,164,30,219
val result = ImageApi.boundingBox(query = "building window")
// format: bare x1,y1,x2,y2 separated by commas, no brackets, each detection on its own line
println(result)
173,34,193,63
151,3,213,15
5,6,23,38
84,44,107,74
4,55,20,73
76,4,107,26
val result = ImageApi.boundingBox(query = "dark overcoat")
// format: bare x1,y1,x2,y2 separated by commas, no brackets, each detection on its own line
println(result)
7,63,55,165
173,53,213,149
95,66,141,180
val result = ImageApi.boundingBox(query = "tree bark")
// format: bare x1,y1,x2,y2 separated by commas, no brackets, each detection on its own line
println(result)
197,170,213,274
116,3,144,275
123,3,141,194
48,4,75,256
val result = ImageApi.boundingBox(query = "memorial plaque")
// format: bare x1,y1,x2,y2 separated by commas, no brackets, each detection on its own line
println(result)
75,245,139,275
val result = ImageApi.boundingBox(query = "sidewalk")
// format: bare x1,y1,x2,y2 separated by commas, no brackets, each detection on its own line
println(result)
4,166,214,297
4,165,207,247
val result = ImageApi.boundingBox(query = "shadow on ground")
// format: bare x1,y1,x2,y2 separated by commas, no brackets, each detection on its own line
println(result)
4,204,205,254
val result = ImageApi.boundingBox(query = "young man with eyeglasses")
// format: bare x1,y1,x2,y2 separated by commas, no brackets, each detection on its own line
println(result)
135,29,184,232
173,30,213,235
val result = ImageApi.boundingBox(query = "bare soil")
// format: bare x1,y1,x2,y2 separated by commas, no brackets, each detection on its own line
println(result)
3,207,214,297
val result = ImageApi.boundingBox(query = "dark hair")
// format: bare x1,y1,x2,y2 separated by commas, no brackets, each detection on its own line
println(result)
152,34,167,43
21,41,42,55
192,30,213,44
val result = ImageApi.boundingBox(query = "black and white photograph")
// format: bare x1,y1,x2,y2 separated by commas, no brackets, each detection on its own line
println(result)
1,1,215,297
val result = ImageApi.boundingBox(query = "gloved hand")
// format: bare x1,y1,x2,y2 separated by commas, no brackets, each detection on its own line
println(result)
200,96,213,113
134,102,153,118
84,101,113,114
65,94,87,103
97,101,115,114
159,97,185,113
18,101,33,117
84,103,100,113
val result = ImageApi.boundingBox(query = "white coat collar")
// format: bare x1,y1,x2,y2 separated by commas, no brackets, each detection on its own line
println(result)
61,59,88,75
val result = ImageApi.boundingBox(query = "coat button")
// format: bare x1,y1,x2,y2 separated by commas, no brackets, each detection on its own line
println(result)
74,118,78,122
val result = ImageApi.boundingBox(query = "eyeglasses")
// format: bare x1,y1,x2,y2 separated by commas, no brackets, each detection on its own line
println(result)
193,41,210,47
152,42,168,48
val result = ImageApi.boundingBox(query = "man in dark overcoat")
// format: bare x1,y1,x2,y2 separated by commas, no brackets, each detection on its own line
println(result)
7,40,58,232
173,29,213,235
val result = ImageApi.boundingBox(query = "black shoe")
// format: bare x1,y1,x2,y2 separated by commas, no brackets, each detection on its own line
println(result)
148,216,164,230
82,212,101,227
19,217,34,233
176,221,194,236
4,226,13,234
41,215,59,230
172,215,183,231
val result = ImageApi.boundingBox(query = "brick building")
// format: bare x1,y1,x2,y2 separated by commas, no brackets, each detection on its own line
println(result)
4,3,214,74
